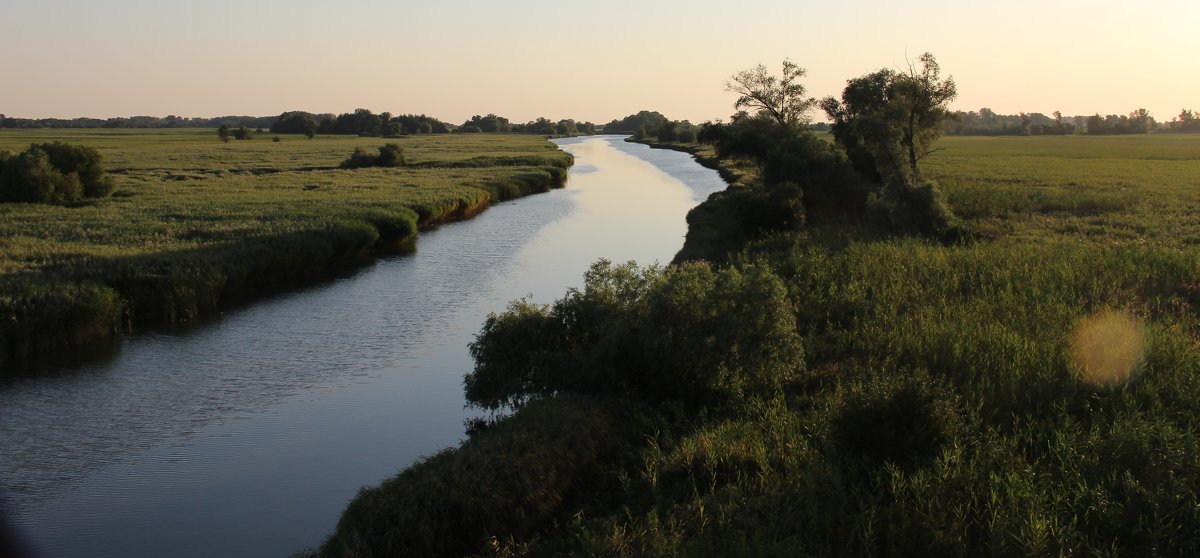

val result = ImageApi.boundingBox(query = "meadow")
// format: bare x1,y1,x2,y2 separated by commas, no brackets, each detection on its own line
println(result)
315,133,1200,556
0,129,572,367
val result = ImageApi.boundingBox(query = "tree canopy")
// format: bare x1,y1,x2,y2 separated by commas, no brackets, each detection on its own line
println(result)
821,52,957,187
725,59,816,129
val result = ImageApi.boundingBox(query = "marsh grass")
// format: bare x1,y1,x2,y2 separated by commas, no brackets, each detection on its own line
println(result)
316,134,1200,556
0,130,572,366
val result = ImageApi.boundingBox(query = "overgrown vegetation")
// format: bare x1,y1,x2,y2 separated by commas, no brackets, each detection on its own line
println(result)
0,141,113,204
315,52,1200,556
0,130,572,366
340,143,406,169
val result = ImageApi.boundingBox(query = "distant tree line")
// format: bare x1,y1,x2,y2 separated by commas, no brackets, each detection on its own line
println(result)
1168,109,1200,132
0,114,276,129
457,114,597,136
945,107,1200,136
606,110,699,142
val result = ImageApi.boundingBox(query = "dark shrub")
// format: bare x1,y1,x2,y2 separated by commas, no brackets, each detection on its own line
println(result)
832,372,964,471
466,260,804,411
1,147,82,203
376,143,405,167
317,397,626,557
34,141,113,198
340,144,406,169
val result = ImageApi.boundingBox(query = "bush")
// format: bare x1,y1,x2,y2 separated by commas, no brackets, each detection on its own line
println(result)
831,371,964,471
339,144,406,169
376,143,405,167
465,260,804,411
0,143,115,203
35,141,113,198
868,181,972,242
317,397,626,557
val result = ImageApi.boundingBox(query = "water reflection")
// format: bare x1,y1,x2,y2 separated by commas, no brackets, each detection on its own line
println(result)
0,136,726,558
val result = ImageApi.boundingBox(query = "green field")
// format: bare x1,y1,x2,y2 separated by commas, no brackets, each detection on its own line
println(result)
315,133,1200,556
0,129,572,366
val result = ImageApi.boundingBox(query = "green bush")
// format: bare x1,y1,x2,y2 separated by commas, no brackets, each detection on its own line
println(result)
465,260,804,411
339,143,406,169
317,396,627,557
0,142,113,203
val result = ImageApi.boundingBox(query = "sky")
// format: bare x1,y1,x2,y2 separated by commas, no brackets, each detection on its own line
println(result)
2,0,1197,124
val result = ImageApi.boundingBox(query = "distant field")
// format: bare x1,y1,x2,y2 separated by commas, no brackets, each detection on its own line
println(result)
0,129,572,365
924,134,1200,245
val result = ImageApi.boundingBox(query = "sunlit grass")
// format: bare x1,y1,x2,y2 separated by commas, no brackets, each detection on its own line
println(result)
0,129,571,364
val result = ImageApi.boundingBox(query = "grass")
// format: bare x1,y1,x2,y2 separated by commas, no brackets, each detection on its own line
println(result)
313,133,1200,556
0,129,572,367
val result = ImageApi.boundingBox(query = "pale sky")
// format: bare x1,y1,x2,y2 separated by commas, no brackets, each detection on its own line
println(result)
2,0,1196,124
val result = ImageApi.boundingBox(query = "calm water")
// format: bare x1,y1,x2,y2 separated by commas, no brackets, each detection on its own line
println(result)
0,136,725,557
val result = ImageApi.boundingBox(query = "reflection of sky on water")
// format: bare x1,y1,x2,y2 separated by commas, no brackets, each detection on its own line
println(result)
0,135,727,558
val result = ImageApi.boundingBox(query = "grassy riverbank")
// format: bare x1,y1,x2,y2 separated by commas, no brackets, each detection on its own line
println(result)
0,129,571,367
314,133,1200,556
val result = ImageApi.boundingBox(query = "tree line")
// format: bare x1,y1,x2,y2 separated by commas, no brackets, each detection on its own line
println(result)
0,114,276,129
457,114,598,135
947,107,1199,135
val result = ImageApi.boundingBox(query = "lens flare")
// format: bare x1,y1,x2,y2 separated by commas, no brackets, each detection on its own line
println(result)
1069,309,1146,388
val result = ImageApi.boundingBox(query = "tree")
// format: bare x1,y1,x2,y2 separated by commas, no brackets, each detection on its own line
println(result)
821,52,957,188
272,111,319,139
233,125,252,140
725,59,816,129
217,124,231,143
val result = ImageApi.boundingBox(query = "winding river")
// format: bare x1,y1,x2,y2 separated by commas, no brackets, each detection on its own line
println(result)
0,136,725,557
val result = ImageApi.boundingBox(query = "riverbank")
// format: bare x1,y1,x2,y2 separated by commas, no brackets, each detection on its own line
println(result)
0,130,572,368
314,133,1200,556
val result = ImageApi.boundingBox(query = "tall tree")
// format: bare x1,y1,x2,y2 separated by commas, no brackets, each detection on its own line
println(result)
725,59,816,129
820,53,956,187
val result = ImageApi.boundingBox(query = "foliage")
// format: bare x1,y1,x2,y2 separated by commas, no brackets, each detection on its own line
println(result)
339,143,406,169
603,111,670,134
217,124,231,143
317,397,629,558
271,111,318,138
724,59,816,128
700,119,872,219
819,53,961,238
460,113,512,133
465,259,804,411
0,141,112,203
232,125,252,140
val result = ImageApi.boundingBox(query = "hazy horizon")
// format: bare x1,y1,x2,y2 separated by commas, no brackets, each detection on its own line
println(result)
3,0,1196,124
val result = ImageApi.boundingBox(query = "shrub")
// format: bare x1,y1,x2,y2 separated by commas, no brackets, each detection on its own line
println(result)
831,371,964,471
339,144,406,169
375,143,405,167
0,146,82,203
317,397,626,557
465,260,804,411
35,141,113,198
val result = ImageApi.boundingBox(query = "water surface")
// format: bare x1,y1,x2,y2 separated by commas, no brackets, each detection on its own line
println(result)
0,136,725,557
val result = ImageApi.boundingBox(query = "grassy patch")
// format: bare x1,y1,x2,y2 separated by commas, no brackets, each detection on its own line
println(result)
0,130,571,366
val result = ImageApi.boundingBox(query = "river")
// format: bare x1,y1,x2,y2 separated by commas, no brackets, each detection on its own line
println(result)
0,135,725,557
